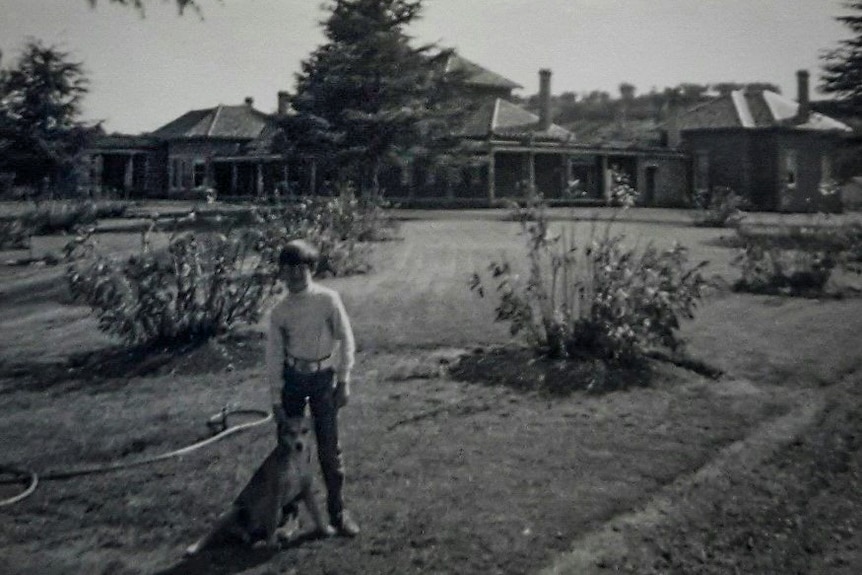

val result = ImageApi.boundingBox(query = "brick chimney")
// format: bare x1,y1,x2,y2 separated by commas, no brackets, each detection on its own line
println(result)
277,91,290,115
244,96,254,107
618,83,635,124
796,70,810,123
664,94,681,149
539,68,552,131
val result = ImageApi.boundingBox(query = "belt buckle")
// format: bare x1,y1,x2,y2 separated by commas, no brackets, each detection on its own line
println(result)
299,359,317,372
288,357,319,374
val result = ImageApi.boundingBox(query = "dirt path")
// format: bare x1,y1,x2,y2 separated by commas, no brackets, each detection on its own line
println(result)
542,372,862,574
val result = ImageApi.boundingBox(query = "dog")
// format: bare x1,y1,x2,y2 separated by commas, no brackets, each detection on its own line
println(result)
185,414,335,556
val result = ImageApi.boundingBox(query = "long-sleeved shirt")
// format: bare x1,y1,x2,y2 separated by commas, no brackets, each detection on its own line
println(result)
265,281,355,404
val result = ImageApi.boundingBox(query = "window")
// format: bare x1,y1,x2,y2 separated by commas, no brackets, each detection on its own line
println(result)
694,150,710,192
821,154,833,183
182,160,193,189
425,166,437,187
781,149,798,189
193,161,206,188
400,162,412,186
90,155,101,182
819,154,838,196
171,159,181,189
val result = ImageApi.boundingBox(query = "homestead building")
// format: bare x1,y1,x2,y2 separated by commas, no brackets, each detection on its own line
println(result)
81,55,854,211
670,70,852,212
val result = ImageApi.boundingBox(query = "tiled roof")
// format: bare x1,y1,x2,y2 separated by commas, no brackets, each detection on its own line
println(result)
459,98,573,142
242,122,285,155
150,104,271,140
443,53,522,91
678,90,852,132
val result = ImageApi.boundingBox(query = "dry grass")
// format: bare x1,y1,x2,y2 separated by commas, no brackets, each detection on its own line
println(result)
1,208,861,574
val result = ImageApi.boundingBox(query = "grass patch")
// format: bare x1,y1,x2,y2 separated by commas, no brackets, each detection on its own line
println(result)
2,209,861,573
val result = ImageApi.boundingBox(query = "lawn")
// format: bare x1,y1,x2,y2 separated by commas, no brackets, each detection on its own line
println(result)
1,206,861,574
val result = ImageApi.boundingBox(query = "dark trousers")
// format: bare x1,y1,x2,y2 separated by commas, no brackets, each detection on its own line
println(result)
281,366,345,522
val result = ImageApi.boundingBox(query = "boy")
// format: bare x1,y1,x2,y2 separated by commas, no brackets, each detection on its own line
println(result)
265,239,360,537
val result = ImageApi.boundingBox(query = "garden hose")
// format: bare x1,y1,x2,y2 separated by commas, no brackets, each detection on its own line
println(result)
0,406,272,508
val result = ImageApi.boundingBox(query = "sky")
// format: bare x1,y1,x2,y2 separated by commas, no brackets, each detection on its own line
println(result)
0,0,852,134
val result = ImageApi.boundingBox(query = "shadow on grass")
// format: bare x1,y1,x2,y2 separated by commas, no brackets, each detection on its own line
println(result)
153,531,326,575
153,546,277,575
731,279,854,300
0,331,264,395
450,346,725,397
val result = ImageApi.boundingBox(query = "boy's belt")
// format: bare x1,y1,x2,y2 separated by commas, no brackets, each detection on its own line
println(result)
284,354,333,374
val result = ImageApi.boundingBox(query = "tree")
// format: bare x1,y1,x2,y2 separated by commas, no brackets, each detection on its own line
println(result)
821,1,862,107
87,0,201,15
286,0,468,197
0,39,92,187
618,82,636,101
712,82,745,96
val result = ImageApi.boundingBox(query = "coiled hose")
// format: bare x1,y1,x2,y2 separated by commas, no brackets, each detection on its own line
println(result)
0,407,272,507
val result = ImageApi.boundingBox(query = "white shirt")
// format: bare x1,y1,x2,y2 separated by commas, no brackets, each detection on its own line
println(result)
265,281,355,402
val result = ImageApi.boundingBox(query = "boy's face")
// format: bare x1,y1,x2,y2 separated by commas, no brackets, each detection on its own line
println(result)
283,263,311,293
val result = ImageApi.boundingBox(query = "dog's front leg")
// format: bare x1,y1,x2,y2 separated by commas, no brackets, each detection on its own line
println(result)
302,488,336,538
276,502,300,545
185,508,240,556
263,493,282,550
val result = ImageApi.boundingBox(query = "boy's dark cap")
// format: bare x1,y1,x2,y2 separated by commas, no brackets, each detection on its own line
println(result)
279,239,319,267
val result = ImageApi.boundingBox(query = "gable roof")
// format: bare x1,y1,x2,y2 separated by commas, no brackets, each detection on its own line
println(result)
150,104,271,140
459,98,573,142
442,53,523,91
678,90,852,132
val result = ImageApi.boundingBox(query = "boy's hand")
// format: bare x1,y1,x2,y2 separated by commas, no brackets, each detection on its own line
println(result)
334,380,350,409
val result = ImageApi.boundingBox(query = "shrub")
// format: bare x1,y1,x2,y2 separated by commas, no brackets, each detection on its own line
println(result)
254,191,392,277
92,200,129,219
731,215,862,296
732,239,835,296
692,186,745,228
21,202,97,235
471,198,709,365
322,182,401,242
608,168,639,208
0,219,31,250
64,190,390,348
18,200,128,236
841,223,862,270
65,226,277,347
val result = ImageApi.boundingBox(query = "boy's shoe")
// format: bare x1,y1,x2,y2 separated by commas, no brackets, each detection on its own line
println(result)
332,511,360,538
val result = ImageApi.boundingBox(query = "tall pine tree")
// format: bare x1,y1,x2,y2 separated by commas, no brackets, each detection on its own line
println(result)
287,0,469,197
821,1,862,108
